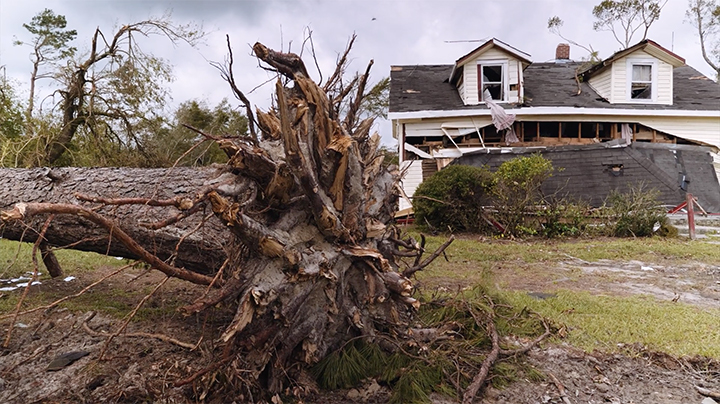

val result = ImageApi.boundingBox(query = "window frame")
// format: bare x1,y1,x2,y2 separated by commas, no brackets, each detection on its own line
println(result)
625,58,658,103
477,59,508,103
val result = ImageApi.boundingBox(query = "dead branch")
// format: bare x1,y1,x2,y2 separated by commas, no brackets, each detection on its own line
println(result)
253,42,309,80
211,35,259,144
140,203,205,230
0,202,217,286
324,34,356,92
2,215,52,348
463,302,553,403
498,313,551,357
82,311,198,350
463,307,500,404
403,235,455,277
343,59,374,131
76,193,194,209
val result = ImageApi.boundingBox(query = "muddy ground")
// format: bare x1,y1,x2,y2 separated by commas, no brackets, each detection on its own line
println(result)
0,241,719,404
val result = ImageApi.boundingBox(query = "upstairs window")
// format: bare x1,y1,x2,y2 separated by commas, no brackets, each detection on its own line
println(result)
626,59,657,102
478,62,506,101
631,64,652,99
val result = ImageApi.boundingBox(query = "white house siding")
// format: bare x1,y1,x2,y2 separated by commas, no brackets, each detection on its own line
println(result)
656,61,673,104
399,160,424,211
588,68,612,100
463,62,479,104
611,56,627,103
610,50,673,104
462,47,522,105
712,151,720,185
458,79,466,104
634,116,720,148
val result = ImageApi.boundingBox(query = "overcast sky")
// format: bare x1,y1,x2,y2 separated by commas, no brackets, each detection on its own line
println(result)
0,0,715,144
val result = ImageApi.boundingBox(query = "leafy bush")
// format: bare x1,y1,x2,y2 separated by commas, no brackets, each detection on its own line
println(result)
602,183,668,237
491,154,554,236
412,164,493,232
537,196,591,238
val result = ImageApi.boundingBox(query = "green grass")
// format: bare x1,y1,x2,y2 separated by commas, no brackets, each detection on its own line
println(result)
402,229,720,359
0,239,129,279
409,231,720,277
502,290,720,358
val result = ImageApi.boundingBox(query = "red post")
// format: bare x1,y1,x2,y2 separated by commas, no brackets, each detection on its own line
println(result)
686,193,696,240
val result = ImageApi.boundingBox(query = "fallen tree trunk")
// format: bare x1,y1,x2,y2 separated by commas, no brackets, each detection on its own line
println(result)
0,166,230,274
0,38,454,400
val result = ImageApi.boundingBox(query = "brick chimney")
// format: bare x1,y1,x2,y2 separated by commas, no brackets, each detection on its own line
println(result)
556,43,570,60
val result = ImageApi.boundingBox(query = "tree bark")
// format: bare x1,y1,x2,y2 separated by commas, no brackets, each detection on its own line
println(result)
0,166,231,274
0,40,449,399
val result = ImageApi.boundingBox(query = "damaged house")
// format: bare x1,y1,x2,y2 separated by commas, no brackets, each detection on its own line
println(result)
389,38,720,214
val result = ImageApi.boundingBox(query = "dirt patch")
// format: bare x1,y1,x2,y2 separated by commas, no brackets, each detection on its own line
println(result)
483,344,719,404
487,257,720,310
1,256,719,403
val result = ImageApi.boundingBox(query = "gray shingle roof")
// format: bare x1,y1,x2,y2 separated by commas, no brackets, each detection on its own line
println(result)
389,62,720,113
452,142,720,212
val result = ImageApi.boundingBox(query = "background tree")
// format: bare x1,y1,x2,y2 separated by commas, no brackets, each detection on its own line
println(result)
10,11,203,167
13,8,77,135
687,0,720,78
142,99,248,167
0,73,24,142
592,0,668,48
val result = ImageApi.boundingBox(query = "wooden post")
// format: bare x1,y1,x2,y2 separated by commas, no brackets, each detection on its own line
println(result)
596,123,599,139
558,122,562,139
687,193,696,240
536,122,540,142
578,122,582,139
652,129,657,142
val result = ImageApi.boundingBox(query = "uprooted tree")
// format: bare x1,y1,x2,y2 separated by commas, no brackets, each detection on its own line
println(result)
0,37,460,396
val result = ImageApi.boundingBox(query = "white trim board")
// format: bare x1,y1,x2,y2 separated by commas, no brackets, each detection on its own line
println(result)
389,107,720,120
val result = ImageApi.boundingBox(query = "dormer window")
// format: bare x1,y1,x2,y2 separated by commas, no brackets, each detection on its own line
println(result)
626,59,657,102
631,64,652,99
478,60,508,101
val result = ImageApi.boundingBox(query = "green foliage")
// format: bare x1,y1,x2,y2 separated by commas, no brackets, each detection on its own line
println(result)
16,9,77,59
412,164,494,232
142,99,247,167
602,183,668,237
2,10,208,167
312,287,550,403
537,196,591,237
360,77,390,120
491,153,554,236
0,77,24,141
378,145,399,168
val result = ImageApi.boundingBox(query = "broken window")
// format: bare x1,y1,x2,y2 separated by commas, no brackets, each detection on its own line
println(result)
630,63,653,100
479,64,504,101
